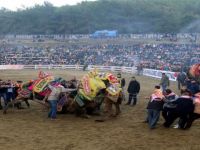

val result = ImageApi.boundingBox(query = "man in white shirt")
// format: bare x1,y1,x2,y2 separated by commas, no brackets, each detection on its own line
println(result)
46,84,76,120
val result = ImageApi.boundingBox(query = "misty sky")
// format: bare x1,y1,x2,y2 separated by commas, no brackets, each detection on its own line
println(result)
0,0,96,11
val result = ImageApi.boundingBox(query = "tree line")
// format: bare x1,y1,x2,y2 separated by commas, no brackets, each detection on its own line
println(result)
0,0,200,34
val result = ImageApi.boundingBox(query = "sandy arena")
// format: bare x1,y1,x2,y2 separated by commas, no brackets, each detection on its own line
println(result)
0,70,200,150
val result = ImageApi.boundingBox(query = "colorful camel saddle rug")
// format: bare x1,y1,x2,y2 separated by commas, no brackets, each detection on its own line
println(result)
18,89,31,98
74,93,85,107
33,75,54,93
106,83,122,103
82,75,91,95
57,95,68,112
190,63,200,77
81,75,106,101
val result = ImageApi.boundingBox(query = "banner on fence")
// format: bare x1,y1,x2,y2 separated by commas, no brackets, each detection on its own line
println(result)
0,65,177,81
0,65,24,70
143,68,177,81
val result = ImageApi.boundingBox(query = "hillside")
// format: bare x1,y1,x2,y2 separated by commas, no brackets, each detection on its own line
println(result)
0,0,200,34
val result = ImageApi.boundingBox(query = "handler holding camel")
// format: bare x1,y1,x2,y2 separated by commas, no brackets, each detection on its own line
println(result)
44,84,76,120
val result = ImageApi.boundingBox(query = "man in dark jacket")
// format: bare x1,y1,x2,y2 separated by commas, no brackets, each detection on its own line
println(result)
117,73,126,89
126,76,140,106
177,71,187,90
160,73,170,93
187,80,199,95
117,73,126,101
163,89,194,129
0,80,7,110
162,89,178,123
147,85,164,129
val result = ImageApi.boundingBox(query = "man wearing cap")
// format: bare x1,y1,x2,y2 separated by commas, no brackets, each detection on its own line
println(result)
117,73,126,101
160,73,170,93
127,76,140,106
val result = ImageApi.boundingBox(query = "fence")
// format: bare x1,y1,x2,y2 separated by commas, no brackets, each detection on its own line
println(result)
3,33,200,40
0,65,177,81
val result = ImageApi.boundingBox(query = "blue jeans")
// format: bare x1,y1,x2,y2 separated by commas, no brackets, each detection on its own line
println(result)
48,100,57,119
148,109,160,129
161,84,167,93
3,92,15,111
6,92,15,103
0,93,7,106
128,93,138,105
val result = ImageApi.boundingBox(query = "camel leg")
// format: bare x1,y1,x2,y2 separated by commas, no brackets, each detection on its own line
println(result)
114,103,121,117
104,98,112,114
75,106,91,118
3,100,15,114
95,98,113,122
113,94,122,117
24,99,30,108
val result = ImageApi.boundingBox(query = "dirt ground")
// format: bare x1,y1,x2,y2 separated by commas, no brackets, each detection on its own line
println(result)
0,70,200,150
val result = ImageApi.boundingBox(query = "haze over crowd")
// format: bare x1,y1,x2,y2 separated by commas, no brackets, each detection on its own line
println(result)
1,0,200,34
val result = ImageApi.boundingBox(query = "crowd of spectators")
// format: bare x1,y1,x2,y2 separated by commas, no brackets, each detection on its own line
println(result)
0,43,199,72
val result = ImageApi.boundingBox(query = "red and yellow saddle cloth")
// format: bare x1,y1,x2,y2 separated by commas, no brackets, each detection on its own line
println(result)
190,64,200,77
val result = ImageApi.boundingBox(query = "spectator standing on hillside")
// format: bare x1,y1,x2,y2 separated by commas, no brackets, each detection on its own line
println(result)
126,76,140,106
160,73,170,93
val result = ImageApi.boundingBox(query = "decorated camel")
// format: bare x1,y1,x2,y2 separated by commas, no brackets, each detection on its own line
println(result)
64,70,123,119
4,70,123,121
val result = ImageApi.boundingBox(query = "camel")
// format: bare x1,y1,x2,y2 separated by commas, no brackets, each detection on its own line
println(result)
3,79,77,114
